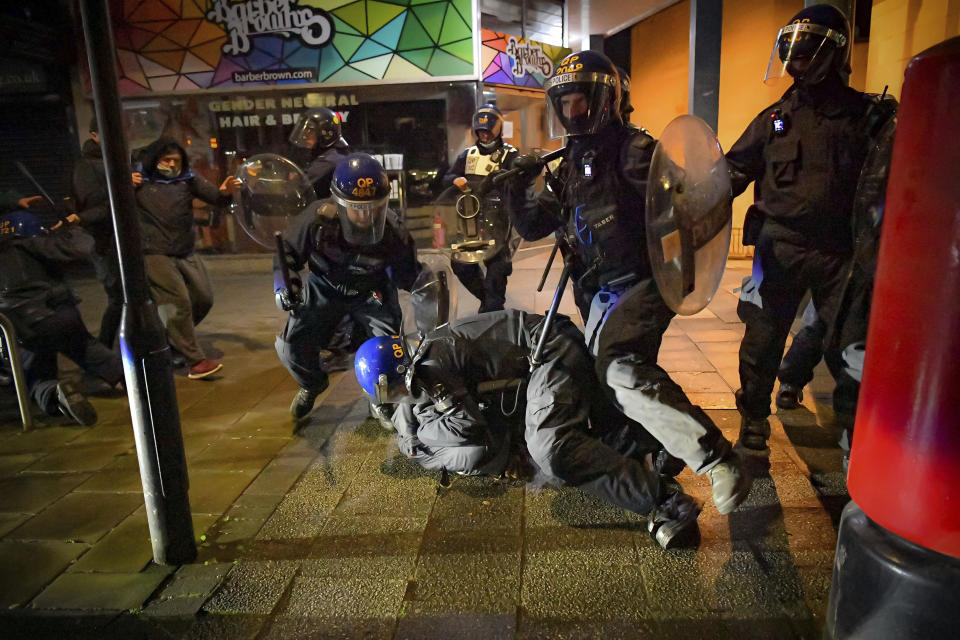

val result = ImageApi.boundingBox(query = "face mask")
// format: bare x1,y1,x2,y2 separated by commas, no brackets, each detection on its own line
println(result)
156,162,179,178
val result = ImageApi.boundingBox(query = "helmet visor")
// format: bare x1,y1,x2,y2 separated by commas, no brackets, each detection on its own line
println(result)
545,72,619,138
764,22,845,85
333,194,388,245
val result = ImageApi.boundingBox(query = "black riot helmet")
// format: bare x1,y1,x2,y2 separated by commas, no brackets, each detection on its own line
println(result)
472,104,504,151
330,153,390,245
765,4,851,86
615,65,634,122
289,107,343,152
545,50,621,138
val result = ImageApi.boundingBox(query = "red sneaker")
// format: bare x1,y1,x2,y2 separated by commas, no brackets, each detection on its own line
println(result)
188,359,223,379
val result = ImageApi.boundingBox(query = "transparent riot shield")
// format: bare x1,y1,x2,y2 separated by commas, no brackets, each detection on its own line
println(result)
233,153,316,248
434,184,512,265
646,115,733,315
399,252,458,351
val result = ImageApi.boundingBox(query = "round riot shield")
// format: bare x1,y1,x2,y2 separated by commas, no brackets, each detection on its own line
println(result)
233,154,316,248
400,253,458,349
645,115,732,315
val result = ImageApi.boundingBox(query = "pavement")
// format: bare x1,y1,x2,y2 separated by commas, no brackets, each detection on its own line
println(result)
0,245,850,639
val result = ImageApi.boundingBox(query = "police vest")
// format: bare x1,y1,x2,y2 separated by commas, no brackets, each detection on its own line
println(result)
463,144,516,247
307,213,397,296
560,127,655,294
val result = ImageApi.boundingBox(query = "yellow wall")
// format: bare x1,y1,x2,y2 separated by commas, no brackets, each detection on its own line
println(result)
718,1,802,230
865,0,960,97
629,1,690,138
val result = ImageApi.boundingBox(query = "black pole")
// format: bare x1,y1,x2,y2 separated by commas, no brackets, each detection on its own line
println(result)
79,0,196,565
530,263,571,370
689,0,722,131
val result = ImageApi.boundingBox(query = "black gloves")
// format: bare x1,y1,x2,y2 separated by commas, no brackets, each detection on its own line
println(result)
275,285,301,312
512,153,544,181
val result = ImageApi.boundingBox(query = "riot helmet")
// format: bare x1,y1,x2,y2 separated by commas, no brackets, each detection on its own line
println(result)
615,65,634,122
330,153,390,245
544,50,621,139
355,336,411,404
0,210,46,239
472,104,504,152
289,107,343,151
764,4,851,86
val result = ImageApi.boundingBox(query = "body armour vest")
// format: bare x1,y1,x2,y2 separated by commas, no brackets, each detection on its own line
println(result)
560,127,654,295
306,216,395,296
463,143,516,249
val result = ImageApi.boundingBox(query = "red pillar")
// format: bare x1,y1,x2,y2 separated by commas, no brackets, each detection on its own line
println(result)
847,36,960,559
827,36,960,639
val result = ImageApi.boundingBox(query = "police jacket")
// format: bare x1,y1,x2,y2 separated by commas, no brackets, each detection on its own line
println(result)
0,228,93,337
72,139,114,255
726,75,893,253
306,139,351,199
504,123,655,297
393,310,544,474
275,201,419,298
134,138,230,258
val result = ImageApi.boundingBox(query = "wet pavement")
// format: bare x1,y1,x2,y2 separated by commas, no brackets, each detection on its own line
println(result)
0,246,849,639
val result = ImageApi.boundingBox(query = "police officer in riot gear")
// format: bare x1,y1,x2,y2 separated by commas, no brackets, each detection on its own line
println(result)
289,107,352,199
504,50,752,516
354,310,702,550
442,104,519,312
0,206,124,425
274,153,420,419
727,4,897,454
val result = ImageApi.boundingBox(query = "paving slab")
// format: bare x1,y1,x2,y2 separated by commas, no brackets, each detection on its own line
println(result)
187,468,260,515
30,563,172,611
0,540,89,608
0,473,90,514
396,601,516,640
7,491,143,543
0,453,44,478
202,560,299,615
26,439,134,473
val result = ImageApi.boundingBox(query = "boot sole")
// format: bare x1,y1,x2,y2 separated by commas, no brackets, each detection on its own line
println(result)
651,509,702,550
734,441,771,458
57,385,98,427
188,363,223,379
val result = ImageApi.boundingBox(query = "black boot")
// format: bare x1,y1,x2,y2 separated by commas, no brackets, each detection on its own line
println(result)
647,491,701,550
290,387,319,419
775,382,803,409
735,415,772,457
57,382,97,426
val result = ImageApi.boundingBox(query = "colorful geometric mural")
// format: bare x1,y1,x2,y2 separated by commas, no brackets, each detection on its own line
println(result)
108,0,476,95
480,29,569,89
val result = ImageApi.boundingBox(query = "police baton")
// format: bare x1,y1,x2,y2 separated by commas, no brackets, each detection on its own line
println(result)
275,231,302,310
530,262,571,370
492,146,566,186
14,161,58,208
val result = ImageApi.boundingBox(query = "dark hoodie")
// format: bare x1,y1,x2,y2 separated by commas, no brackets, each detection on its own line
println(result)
72,138,113,254
135,137,229,257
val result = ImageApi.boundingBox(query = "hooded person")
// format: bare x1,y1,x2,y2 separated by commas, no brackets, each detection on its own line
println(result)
133,136,241,379
70,116,132,348
441,104,519,313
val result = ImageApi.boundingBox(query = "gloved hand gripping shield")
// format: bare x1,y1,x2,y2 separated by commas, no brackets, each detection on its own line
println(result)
645,114,732,315
232,154,316,248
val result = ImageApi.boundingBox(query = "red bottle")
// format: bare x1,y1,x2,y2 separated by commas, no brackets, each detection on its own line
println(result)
432,215,446,248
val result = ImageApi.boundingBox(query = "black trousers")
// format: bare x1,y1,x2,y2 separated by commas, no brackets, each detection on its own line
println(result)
276,276,403,392
451,250,513,313
738,234,851,420
20,304,124,414
93,251,124,348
